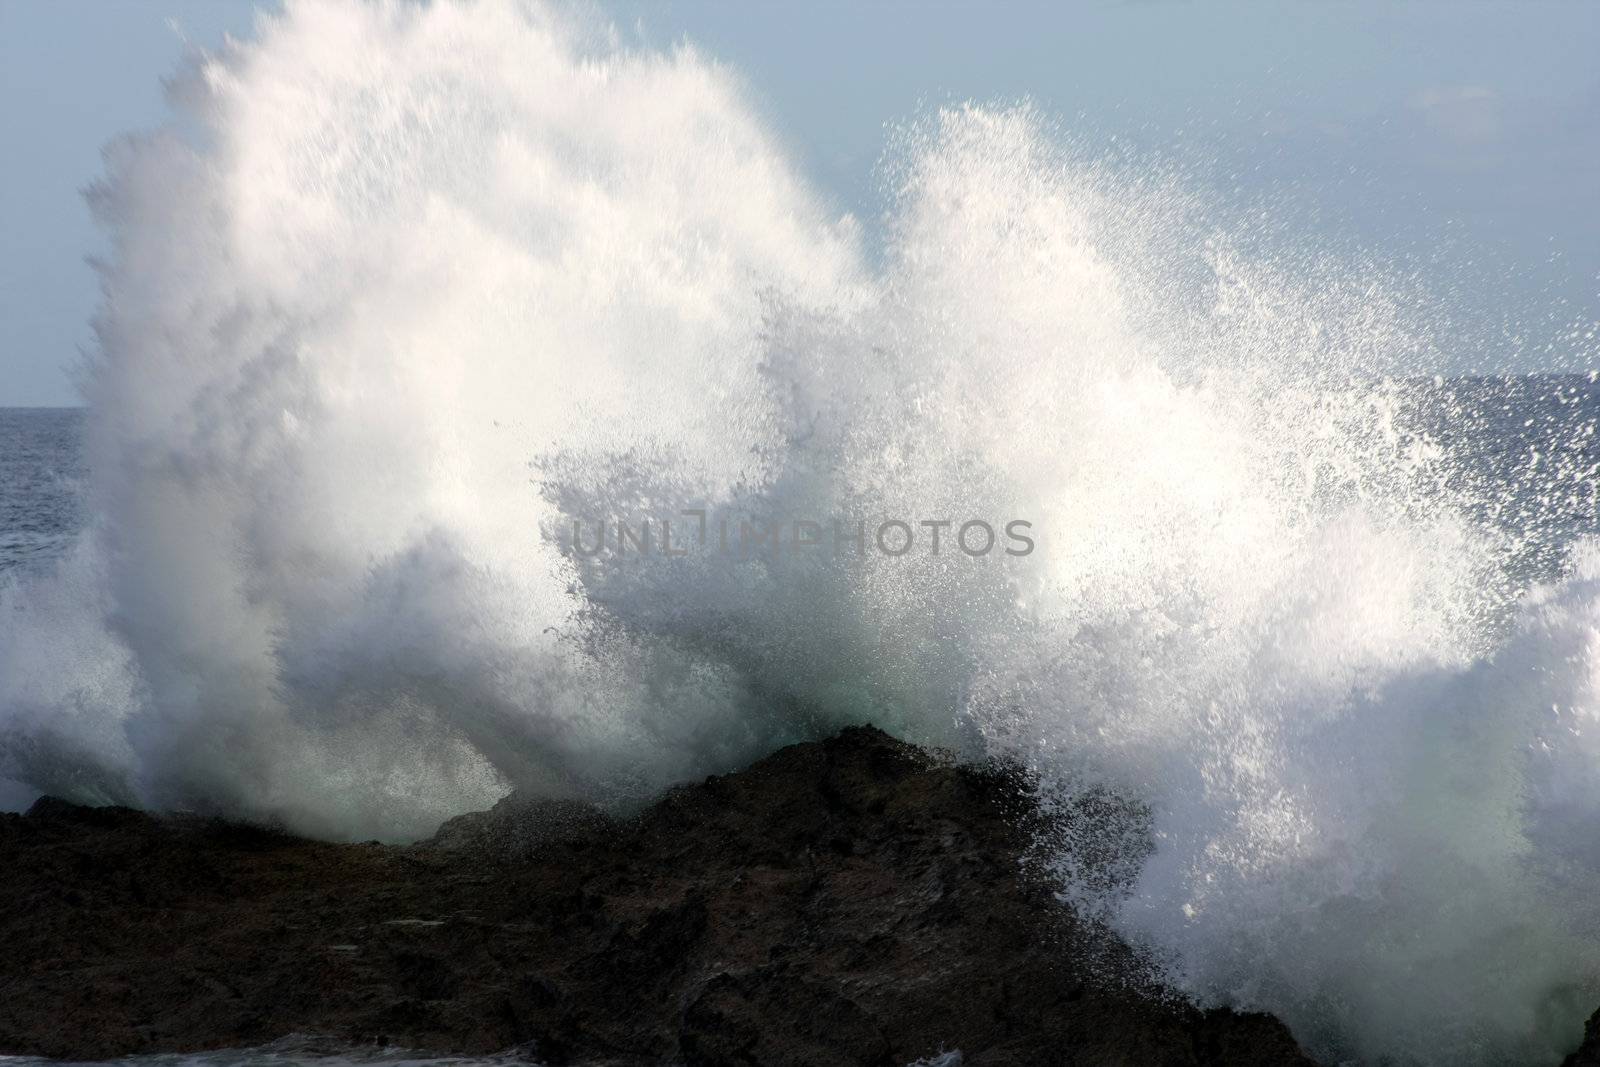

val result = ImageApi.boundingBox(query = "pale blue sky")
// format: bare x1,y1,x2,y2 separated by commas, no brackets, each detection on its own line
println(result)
2,0,1597,405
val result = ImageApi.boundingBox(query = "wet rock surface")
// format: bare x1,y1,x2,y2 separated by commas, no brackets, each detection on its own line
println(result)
0,726,1317,1065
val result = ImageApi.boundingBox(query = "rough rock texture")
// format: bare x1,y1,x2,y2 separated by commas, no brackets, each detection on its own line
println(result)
0,726,1317,1065
1565,1009,1600,1067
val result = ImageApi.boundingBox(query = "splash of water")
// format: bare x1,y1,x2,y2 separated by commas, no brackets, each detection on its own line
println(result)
2,2,1598,1062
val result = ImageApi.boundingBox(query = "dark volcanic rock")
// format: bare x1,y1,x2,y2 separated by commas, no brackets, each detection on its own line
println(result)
1565,1008,1600,1067
0,726,1315,1065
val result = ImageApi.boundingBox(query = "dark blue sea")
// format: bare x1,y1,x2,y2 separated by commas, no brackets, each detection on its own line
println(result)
0,408,84,578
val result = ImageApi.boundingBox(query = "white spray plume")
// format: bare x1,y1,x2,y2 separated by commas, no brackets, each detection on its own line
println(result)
2,3,1599,1062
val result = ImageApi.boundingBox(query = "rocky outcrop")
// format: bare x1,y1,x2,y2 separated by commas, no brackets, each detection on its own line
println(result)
0,726,1314,1065
1564,1008,1600,1067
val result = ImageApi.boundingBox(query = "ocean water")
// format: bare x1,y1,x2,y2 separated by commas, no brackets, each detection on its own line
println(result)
1,2,1598,1064
5,381,1593,582
0,409,84,578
